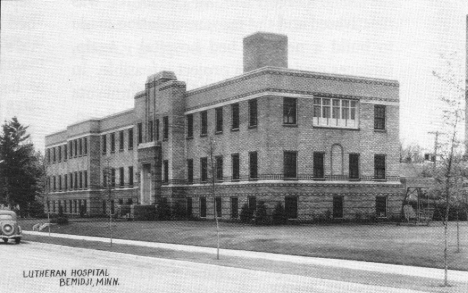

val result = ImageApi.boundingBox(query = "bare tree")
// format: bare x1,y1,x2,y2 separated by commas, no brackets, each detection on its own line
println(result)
431,52,465,286
205,137,220,260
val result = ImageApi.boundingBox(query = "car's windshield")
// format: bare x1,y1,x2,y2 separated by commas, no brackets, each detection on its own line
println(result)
0,215,14,220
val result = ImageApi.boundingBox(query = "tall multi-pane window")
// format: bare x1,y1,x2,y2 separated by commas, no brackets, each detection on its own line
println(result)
58,175,62,191
64,145,67,161
349,154,360,179
186,198,193,217
186,114,193,138
148,121,153,142
249,99,257,127
103,170,108,187
128,128,133,150
283,98,297,124
128,166,133,186
78,138,82,156
374,154,386,179
137,123,143,144
58,146,62,162
187,159,193,184
84,171,88,188
74,172,78,189
249,151,258,179
215,197,222,217
215,107,223,133
376,196,387,217
46,149,51,164
119,167,124,187
313,152,324,178
200,111,208,136
155,119,160,141
79,171,83,189
74,140,77,157
102,135,107,154
215,156,223,181
69,141,73,158
163,116,169,140
231,197,238,218
53,147,56,163
313,97,358,128
163,160,169,183
200,197,207,218
70,172,73,190
110,133,115,153
333,196,344,218
111,168,116,187
231,103,239,130
64,174,68,190
83,138,88,155
283,151,297,178
374,105,386,130
119,131,124,150
285,196,298,219
200,157,208,182
231,154,240,181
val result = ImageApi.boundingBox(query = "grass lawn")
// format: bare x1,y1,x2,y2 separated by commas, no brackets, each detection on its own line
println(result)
19,218,468,271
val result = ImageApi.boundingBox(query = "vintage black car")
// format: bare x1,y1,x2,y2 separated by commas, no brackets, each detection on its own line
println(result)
0,210,22,244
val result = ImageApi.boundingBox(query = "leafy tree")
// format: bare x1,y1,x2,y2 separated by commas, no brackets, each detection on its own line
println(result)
254,201,270,225
0,117,45,216
272,202,287,225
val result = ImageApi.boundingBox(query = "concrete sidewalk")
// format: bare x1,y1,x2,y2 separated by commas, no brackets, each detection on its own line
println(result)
24,230,468,283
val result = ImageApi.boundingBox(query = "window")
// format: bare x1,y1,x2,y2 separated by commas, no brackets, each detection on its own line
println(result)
231,103,239,130
84,171,88,188
128,166,133,186
187,114,193,138
148,121,153,142
163,160,169,183
200,197,207,217
374,154,386,179
64,145,67,161
74,140,77,157
155,119,160,141
119,131,124,150
103,170,108,187
200,111,207,136
215,107,223,133
163,116,169,140
313,152,324,178
64,200,67,213
186,198,193,217
79,171,83,189
284,151,297,179
47,149,50,164
58,146,62,162
349,154,360,179
231,154,240,181
127,198,133,205
111,168,116,187
110,133,115,153
249,99,257,127
69,172,73,190
138,123,143,144
248,196,256,210
249,152,258,179
285,196,298,219
83,138,87,155
64,174,68,190
187,159,193,184
53,147,56,163
376,196,387,217
231,197,238,218
333,196,343,218
215,197,222,217
128,128,133,150
313,97,358,128
102,135,107,154
53,176,56,191
58,175,62,191
215,156,223,181
78,138,82,156
283,98,297,124
119,167,124,187
69,141,73,158
200,157,208,182
74,172,78,189
374,105,386,130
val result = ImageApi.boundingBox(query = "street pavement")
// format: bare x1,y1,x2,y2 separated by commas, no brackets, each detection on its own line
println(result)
1,240,433,293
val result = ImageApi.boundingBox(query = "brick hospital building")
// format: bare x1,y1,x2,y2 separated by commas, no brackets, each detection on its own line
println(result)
45,32,403,220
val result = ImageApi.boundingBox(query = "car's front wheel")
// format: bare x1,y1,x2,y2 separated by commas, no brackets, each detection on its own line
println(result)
15,238,20,244
3,238,8,243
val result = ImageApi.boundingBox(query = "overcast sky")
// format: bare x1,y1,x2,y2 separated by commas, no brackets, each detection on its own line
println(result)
1,0,467,152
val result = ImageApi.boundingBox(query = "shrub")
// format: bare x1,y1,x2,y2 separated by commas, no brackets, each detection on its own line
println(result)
156,199,171,220
172,201,186,219
240,203,253,223
79,205,86,218
272,202,287,225
28,201,46,218
134,205,156,221
254,201,271,225
50,216,69,225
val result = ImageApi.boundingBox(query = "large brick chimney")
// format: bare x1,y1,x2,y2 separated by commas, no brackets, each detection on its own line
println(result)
243,32,288,73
